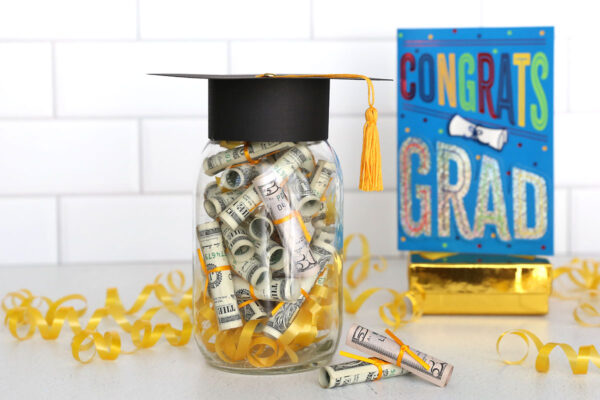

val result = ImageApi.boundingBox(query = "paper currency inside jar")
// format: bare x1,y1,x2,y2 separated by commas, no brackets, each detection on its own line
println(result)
194,141,342,372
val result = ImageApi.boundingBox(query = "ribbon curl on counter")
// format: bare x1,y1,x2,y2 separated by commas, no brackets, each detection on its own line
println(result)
342,234,423,330
2,234,421,364
497,329,600,374
553,259,600,327
3,271,192,363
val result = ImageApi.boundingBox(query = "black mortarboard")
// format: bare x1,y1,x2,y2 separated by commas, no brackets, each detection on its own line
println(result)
152,73,391,191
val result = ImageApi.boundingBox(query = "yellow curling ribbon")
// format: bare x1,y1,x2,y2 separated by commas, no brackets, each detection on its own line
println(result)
3,270,192,363
552,258,600,327
194,253,341,368
2,234,420,366
342,234,423,330
339,351,389,381
497,329,600,374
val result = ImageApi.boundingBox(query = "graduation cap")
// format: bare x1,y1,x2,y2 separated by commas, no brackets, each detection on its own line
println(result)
151,73,391,191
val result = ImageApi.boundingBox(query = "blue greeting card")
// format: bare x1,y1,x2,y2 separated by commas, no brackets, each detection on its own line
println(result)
397,27,554,255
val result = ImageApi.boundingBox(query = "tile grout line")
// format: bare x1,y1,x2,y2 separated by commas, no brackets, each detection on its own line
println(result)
51,41,58,117
136,0,142,40
55,196,62,265
566,38,571,113
309,0,315,39
138,119,144,193
566,187,572,255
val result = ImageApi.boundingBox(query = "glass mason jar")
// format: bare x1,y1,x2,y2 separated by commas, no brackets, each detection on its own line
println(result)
193,141,343,373
187,76,344,374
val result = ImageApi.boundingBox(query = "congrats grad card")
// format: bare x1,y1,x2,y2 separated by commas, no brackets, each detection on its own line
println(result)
397,27,554,255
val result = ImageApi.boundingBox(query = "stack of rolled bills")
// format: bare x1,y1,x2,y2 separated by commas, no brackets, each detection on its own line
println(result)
196,142,338,339
320,324,454,388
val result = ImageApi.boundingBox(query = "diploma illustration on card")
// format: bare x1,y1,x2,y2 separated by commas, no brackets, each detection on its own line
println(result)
397,27,554,255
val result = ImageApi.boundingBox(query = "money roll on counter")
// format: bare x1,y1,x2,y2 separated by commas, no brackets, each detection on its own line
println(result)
319,358,409,388
346,324,454,387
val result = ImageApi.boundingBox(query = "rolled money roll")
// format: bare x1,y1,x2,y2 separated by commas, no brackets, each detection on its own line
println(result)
254,170,320,278
248,207,274,241
300,238,335,290
203,142,293,176
196,221,243,331
311,203,327,230
263,239,335,339
203,181,221,199
270,144,315,184
219,186,261,230
221,224,254,262
346,324,453,387
312,226,336,245
221,163,260,190
310,160,336,199
236,297,267,322
204,187,244,219
288,170,321,217
233,275,299,302
319,359,409,388
231,256,268,287
254,239,288,277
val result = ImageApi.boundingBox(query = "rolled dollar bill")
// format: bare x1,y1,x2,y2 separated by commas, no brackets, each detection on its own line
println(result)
233,275,299,302
346,324,454,387
219,186,262,230
311,202,328,230
312,226,336,246
230,256,269,287
203,142,293,176
254,239,288,277
203,181,221,199
204,187,244,219
270,144,315,184
319,358,408,388
221,224,254,262
221,163,260,190
247,207,274,241
196,221,243,331
254,170,320,278
288,170,321,217
236,297,267,321
310,160,336,199
263,239,335,339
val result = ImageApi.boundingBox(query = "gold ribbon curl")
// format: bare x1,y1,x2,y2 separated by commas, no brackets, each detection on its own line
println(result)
195,254,342,368
497,329,600,374
3,234,421,365
342,234,423,330
3,271,192,363
553,259,600,327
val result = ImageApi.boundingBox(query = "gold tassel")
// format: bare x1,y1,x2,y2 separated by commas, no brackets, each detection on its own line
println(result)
256,73,384,191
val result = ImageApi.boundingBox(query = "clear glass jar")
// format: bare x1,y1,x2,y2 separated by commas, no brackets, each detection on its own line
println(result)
193,141,343,374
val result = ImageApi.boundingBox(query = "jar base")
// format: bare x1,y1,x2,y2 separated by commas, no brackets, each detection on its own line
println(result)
206,351,335,375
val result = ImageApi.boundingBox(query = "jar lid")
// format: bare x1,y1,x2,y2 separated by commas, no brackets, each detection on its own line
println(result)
151,74,390,142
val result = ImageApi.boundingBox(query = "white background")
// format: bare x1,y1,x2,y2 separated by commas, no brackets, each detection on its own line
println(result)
0,0,596,263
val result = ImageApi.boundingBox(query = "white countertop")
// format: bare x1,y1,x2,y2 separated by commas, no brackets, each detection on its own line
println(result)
1,257,599,400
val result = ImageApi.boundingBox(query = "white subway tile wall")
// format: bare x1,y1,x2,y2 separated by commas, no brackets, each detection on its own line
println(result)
0,0,591,264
